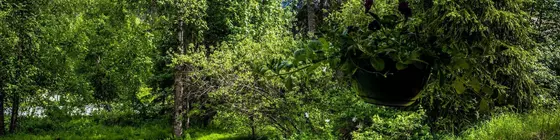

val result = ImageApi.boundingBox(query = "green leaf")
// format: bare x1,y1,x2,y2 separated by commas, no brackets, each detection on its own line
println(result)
378,48,397,53
370,57,385,71
308,40,322,50
136,87,155,104
380,15,398,29
479,98,490,113
497,93,506,104
482,86,493,95
469,78,482,93
318,37,329,49
280,60,292,70
455,59,470,69
285,76,293,90
439,71,445,86
411,59,428,64
404,59,427,65
452,79,466,94
341,62,358,75
396,63,408,70
307,63,321,72
294,49,306,62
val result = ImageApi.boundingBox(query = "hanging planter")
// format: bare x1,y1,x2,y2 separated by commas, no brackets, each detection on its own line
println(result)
335,0,436,106
350,55,431,107
265,0,437,107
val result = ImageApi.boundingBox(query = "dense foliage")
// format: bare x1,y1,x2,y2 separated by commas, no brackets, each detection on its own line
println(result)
0,0,559,139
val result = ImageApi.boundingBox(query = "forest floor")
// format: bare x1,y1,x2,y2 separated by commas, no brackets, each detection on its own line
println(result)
0,109,558,140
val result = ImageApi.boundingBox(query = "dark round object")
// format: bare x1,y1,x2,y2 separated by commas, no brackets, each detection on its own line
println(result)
364,0,374,13
346,26,359,33
368,20,381,31
398,2,412,18
351,56,431,107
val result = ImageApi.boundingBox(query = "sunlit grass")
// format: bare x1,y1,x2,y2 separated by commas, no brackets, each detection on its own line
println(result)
446,109,560,140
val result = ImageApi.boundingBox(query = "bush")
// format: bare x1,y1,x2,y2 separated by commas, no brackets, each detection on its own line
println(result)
17,117,59,134
351,108,432,140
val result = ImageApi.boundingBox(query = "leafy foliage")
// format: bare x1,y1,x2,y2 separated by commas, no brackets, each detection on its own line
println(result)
0,0,559,139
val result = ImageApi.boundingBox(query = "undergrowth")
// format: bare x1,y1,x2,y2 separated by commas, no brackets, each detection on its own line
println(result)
2,109,559,140
446,109,560,140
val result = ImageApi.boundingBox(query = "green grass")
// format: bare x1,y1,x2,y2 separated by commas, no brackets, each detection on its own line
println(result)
194,133,248,140
0,115,250,140
0,125,250,140
4,109,559,140
0,118,172,140
183,127,263,140
446,109,560,140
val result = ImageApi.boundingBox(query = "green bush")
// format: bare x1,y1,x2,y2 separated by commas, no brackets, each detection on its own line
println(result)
351,108,432,140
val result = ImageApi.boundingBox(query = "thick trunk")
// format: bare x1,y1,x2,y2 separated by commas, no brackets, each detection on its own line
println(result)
0,87,5,135
9,95,19,133
173,18,185,137
173,69,185,137
307,0,316,35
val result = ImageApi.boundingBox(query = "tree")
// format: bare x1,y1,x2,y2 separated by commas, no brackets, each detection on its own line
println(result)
153,0,209,137
0,1,14,135
530,0,560,106
0,0,44,133
307,0,316,35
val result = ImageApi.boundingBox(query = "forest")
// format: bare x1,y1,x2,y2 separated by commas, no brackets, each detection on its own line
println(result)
0,0,559,139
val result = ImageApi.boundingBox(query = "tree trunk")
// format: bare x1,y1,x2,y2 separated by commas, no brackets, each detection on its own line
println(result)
9,95,19,133
0,87,5,135
162,92,166,114
250,114,256,140
307,0,316,36
173,18,185,137
103,103,112,112
184,100,190,129
173,69,185,137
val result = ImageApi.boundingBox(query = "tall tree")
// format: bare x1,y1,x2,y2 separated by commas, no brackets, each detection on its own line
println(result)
173,17,186,137
307,0,316,35
0,0,43,133
167,0,208,136
0,1,12,135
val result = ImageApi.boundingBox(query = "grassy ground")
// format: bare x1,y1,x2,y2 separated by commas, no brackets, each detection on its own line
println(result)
1,109,559,140
446,109,560,140
0,117,171,140
0,115,245,140
0,122,247,140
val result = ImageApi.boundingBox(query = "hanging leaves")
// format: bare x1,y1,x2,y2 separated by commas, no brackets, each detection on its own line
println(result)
396,62,408,70
469,78,482,93
452,78,466,94
478,98,490,113
370,57,385,71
